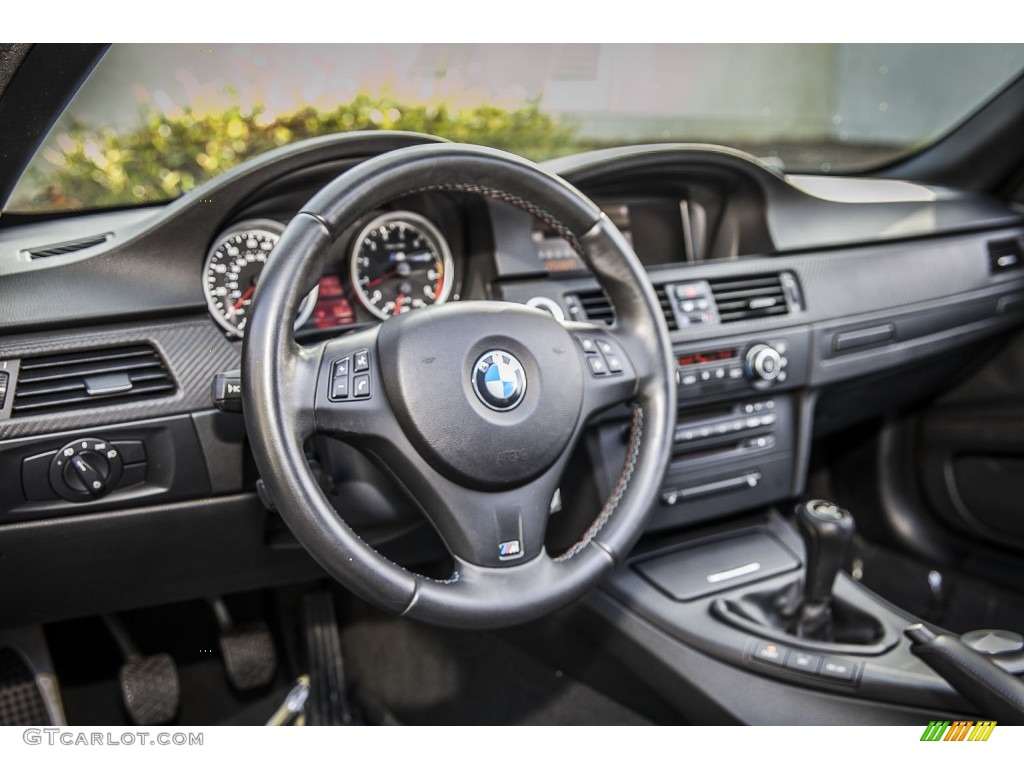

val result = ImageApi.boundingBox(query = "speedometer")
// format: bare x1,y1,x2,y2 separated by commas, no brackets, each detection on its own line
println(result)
350,212,454,320
203,220,318,338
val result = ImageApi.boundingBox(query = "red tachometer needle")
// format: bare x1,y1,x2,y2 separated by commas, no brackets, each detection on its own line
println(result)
366,270,398,289
233,285,255,310
393,293,405,316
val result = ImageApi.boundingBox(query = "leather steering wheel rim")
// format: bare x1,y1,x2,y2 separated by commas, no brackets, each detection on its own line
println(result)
243,143,676,629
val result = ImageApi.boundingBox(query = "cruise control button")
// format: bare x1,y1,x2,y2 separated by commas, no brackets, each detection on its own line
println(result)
785,651,822,674
352,374,370,398
353,350,370,373
753,642,785,666
587,356,608,376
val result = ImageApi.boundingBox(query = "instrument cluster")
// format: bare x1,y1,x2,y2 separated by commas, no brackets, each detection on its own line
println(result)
202,209,458,339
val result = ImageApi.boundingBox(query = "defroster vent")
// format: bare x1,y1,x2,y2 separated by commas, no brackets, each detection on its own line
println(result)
12,343,176,416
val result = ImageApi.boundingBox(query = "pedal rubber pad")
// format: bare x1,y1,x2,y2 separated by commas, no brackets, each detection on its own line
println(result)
119,653,179,726
0,648,50,725
220,624,277,691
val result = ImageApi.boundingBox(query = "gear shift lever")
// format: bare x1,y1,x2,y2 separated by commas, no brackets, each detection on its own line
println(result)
793,499,855,640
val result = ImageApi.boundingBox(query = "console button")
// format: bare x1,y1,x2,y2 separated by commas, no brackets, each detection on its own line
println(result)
785,651,822,674
605,355,624,373
577,337,597,354
587,356,608,376
333,357,350,378
353,374,371,398
820,657,857,681
752,642,786,666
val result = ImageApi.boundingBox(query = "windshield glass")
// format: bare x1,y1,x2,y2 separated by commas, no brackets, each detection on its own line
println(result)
7,43,1024,213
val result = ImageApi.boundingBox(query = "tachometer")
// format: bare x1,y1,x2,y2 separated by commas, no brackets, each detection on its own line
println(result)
203,220,318,338
350,212,454,320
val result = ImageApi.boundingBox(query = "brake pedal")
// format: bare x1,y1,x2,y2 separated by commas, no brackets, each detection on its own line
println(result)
209,597,277,691
103,615,179,726
302,591,354,726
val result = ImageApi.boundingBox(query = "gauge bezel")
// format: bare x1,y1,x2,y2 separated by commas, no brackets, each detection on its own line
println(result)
349,211,455,320
203,219,319,339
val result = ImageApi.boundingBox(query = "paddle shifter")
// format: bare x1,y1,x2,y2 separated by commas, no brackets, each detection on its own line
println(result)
793,499,856,640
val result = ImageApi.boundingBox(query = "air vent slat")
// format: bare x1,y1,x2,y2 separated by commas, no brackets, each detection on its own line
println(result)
571,287,678,330
18,359,165,385
11,343,176,416
18,346,155,371
708,273,792,324
571,289,616,325
654,285,678,331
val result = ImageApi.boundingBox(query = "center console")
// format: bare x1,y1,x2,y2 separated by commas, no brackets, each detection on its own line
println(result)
651,326,810,530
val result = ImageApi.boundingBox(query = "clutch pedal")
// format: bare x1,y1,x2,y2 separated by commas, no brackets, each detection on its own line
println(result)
0,625,66,726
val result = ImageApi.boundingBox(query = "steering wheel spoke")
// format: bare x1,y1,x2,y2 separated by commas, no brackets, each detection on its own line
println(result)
375,441,566,568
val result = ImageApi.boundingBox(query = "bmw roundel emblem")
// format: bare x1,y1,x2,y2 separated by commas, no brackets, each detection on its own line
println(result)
472,350,527,411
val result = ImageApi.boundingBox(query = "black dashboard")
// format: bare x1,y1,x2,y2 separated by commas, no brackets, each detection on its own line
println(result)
1,131,1024,626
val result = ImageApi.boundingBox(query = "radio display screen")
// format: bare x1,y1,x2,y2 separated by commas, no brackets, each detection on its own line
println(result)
677,348,738,367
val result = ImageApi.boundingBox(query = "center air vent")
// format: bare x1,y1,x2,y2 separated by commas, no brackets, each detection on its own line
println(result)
568,288,615,325
566,287,677,330
708,273,792,323
12,344,176,416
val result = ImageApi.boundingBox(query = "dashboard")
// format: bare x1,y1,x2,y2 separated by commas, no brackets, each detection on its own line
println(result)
1,131,1023,625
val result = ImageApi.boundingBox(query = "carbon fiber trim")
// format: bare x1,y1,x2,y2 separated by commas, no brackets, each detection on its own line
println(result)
0,316,239,440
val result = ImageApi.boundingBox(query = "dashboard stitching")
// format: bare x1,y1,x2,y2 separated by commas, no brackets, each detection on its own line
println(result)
555,403,643,562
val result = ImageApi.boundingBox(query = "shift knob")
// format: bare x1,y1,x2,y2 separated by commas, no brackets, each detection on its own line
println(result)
793,499,855,638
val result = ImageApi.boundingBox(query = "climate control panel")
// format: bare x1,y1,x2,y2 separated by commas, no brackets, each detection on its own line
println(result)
676,330,807,402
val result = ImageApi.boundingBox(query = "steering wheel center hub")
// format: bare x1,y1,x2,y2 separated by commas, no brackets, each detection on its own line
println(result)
377,301,584,489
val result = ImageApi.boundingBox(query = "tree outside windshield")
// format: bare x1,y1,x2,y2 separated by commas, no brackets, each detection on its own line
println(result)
7,43,1024,213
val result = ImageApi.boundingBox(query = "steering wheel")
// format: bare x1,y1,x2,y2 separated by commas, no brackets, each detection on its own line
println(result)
244,143,675,629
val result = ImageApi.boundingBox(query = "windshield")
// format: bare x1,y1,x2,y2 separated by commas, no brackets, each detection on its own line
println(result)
7,43,1024,213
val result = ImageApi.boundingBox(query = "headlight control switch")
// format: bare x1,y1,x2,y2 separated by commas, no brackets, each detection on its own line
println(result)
49,437,124,501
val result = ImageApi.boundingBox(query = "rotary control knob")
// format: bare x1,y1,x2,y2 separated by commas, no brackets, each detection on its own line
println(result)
745,344,783,382
49,437,124,501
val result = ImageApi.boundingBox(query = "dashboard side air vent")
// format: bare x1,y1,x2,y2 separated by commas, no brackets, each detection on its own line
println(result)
988,238,1023,274
22,233,111,260
11,343,176,416
708,273,792,323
